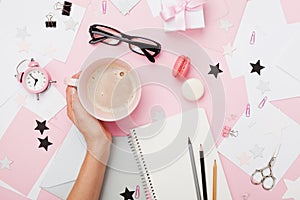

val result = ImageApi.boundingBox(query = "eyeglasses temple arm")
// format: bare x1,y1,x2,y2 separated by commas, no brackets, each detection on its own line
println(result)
140,48,155,63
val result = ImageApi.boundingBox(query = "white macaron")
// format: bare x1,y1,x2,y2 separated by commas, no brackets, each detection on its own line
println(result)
181,78,205,101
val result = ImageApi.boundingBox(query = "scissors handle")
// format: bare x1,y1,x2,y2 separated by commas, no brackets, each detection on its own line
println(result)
250,169,263,185
261,175,276,190
251,166,276,190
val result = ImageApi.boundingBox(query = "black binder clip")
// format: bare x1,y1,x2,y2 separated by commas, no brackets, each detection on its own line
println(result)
45,13,56,28
54,1,72,16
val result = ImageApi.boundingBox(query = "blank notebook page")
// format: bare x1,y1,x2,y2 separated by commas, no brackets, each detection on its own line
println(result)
130,108,232,200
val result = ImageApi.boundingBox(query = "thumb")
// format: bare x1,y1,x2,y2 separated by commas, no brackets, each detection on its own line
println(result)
71,91,90,119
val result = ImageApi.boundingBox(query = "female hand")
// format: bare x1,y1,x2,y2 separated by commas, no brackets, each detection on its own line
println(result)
66,72,112,164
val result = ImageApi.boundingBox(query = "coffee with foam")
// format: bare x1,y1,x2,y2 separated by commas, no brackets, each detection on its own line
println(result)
87,61,136,114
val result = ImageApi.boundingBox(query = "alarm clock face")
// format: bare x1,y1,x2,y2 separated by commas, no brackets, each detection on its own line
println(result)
24,68,49,93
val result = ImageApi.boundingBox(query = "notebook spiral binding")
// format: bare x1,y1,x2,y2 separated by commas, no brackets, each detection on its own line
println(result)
128,129,157,200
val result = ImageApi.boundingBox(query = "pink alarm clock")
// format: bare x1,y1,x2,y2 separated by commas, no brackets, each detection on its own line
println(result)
16,58,56,100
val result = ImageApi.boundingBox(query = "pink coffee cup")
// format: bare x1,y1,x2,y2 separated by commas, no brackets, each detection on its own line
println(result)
64,58,141,121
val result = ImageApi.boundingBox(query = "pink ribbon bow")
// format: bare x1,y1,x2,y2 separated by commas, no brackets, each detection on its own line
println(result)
160,0,207,21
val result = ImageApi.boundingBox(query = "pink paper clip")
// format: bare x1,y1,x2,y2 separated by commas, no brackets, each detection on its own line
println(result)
135,185,140,199
102,0,107,14
250,31,256,45
258,96,268,109
245,103,250,117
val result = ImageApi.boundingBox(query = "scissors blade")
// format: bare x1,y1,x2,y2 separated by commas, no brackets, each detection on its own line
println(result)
273,144,281,158
269,144,281,168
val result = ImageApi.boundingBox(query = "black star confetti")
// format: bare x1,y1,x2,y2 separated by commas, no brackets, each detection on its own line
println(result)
250,60,265,75
34,120,49,135
120,187,134,200
208,63,223,78
38,136,53,151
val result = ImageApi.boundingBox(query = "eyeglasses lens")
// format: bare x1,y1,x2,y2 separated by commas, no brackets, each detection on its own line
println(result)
93,26,122,45
129,37,159,56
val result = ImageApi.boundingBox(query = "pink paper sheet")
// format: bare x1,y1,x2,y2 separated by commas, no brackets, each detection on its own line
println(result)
281,0,300,24
0,107,68,196
0,186,29,200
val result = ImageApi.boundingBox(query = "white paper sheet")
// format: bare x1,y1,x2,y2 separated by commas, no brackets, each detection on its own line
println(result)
0,0,85,105
22,86,66,120
275,29,300,82
283,177,300,200
226,0,300,101
0,0,85,62
244,58,300,102
110,0,141,15
218,103,300,189
226,0,287,78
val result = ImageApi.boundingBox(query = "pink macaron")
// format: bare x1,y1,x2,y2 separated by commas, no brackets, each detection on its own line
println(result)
172,55,190,78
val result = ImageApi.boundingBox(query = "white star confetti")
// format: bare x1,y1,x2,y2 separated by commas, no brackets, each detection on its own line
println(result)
249,144,264,159
16,26,31,40
283,177,300,200
64,17,78,31
219,19,233,32
223,42,236,57
0,156,13,169
256,80,271,94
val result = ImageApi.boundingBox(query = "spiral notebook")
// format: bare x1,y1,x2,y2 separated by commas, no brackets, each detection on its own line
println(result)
126,108,232,200
41,109,231,200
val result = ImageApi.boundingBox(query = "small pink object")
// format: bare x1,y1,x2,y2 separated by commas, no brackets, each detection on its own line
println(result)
246,103,250,117
241,192,250,200
102,0,107,14
222,126,231,138
28,59,39,68
15,58,56,100
258,96,268,109
250,31,256,45
135,185,140,199
172,55,190,78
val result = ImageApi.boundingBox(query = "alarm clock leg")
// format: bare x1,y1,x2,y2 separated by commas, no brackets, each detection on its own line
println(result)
37,94,40,101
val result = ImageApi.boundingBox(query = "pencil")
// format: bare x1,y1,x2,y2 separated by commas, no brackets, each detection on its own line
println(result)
188,137,202,200
212,160,217,200
200,144,208,200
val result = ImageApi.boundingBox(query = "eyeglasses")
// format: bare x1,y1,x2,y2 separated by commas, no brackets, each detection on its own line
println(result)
89,24,161,63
